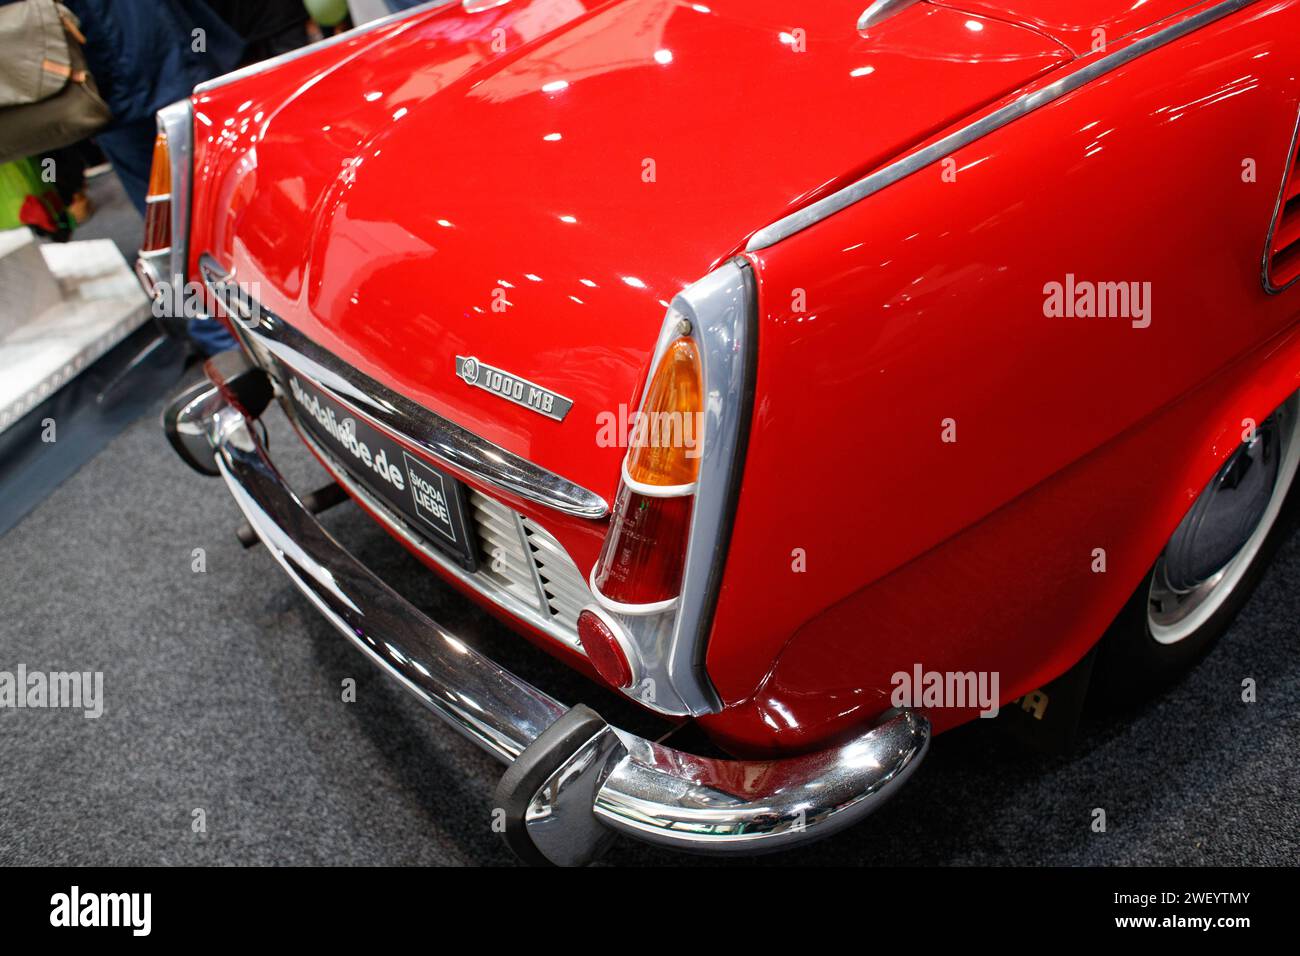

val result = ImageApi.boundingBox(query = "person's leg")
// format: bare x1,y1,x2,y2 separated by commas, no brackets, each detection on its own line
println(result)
40,144,93,226
41,146,88,208
186,318,239,355
77,140,109,173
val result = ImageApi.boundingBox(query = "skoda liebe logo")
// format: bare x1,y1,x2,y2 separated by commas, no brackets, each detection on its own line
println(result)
455,356,573,422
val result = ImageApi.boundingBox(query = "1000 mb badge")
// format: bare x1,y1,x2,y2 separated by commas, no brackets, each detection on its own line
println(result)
455,356,573,422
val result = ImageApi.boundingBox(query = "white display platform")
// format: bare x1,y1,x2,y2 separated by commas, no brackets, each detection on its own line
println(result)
0,229,62,339
0,229,150,433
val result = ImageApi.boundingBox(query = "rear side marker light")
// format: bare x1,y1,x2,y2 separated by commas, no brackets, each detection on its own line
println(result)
576,608,636,689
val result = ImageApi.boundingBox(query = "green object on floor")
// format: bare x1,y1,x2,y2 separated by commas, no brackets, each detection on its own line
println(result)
0,157,74,237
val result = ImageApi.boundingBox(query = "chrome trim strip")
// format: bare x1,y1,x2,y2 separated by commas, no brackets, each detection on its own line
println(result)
193,0,457,96
170,386,930,859
1262,108,1300,295
857,0,921,31
157,99,193,297
199,255,609,519
588,565,679,618
620,456,695,498
747,0,1262,251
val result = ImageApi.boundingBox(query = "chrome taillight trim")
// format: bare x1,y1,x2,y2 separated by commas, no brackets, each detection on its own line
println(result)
664,258,755,713
199,255,608,519
593,258,755,717
748,0,1262,251
1262,108,1300,295
134,252,166,301
156,98,193,295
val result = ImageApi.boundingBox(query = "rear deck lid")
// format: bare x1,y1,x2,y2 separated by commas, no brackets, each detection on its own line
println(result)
198,0,1074,502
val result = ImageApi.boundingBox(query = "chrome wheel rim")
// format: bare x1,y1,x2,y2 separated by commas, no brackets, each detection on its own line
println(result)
1148,394,1300,645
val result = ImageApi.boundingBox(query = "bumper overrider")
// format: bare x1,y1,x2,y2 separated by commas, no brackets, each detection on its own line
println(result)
163,353,929,867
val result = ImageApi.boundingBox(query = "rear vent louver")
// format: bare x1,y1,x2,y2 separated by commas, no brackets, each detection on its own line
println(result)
466,489,592,641
521,517,589,627
1266,119,1300,291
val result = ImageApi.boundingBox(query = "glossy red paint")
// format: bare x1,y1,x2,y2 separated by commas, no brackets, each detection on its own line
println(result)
700,0,1300,750
188,0,1067,506
185,0,1300,756
932,0,1204,56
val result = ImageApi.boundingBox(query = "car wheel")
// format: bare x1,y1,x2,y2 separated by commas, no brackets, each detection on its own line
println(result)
1094,391,1300,697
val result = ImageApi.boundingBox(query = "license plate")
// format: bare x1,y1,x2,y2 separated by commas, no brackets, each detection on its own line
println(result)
281,368,478,571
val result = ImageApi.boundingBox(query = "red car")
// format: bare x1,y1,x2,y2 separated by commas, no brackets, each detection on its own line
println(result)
143,0,1300,863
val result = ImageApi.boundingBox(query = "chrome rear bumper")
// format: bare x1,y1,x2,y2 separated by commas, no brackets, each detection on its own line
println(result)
166,370,930,864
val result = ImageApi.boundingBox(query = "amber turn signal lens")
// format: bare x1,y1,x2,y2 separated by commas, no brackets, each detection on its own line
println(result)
576,610,635,689
147,132,171,198
141,132,173,254
626,336,703,487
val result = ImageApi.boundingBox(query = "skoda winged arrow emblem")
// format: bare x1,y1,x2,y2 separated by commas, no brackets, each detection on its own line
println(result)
455,356,573,422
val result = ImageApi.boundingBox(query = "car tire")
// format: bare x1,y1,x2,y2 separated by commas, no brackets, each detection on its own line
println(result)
1093,392,1300,699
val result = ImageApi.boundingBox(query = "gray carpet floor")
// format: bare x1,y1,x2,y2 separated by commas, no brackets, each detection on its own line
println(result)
1,397,1297,866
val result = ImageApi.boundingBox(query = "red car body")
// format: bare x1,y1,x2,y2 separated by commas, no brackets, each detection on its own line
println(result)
170,0,1300,765
142,0,1300,842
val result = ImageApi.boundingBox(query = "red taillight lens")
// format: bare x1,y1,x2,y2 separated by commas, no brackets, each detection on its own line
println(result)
141,132,172,253
142,199,171,251
593,485,693,605
576,610,635,689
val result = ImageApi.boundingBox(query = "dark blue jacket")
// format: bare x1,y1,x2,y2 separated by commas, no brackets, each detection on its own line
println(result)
61,0,245,125
0,0,247,214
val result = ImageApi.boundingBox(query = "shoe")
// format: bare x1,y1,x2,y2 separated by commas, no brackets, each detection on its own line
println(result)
68,191,94,225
